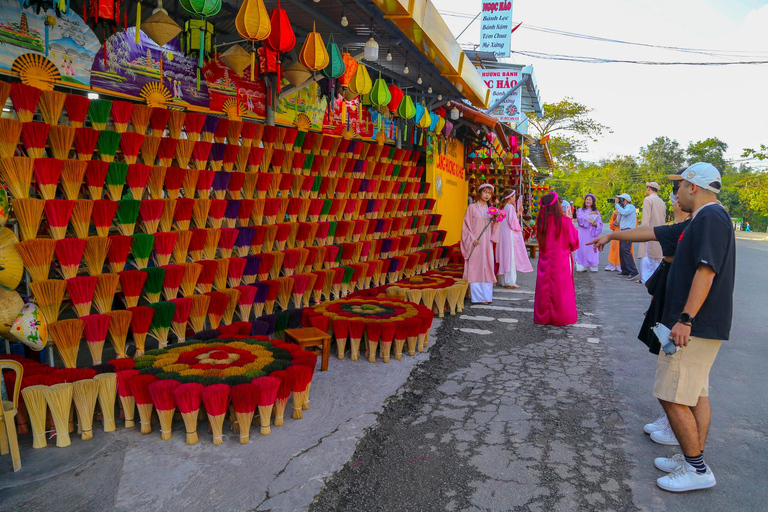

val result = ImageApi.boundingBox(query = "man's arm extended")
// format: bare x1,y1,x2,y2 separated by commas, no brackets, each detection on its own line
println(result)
669,263,716,347
587,226,657,252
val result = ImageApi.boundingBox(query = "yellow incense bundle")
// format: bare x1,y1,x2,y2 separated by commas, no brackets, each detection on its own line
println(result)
94,372,117,432
72,379,99,441
107,310,132,358
12,197,44,240
30,279,66,324
21,385,48,449
14,238,55,282
44,383,73,448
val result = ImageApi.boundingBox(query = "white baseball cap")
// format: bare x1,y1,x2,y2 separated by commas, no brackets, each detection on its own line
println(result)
669,162,721,194
617,193,631,202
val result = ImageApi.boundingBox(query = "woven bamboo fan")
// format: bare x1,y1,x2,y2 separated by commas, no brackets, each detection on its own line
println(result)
140,83,172,108
141,2,182,47
12,53,61,91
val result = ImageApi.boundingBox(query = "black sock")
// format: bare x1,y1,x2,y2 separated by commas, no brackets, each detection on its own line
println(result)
684,453,707,474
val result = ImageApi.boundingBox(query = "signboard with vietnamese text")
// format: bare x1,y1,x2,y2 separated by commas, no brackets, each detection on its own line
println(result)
480,65,523,124
480,1,514,57
426,139,467,245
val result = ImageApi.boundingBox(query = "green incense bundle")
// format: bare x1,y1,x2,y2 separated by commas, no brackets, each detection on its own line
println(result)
116,199,141,236
327,221,337,243
320,199,332,219
392,164,402,179
397,181,407,195
274,310,290,334
88,99,113,131
105,162,128,201
97,130,122,163
387,146,397,161
148,301,175,349
141,266,165,302
310,174,321,193
131,233,155,269
332,244,343,264
294,131,307,151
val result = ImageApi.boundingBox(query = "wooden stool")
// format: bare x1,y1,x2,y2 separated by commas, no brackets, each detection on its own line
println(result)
526,243,538,259
284,327,331,371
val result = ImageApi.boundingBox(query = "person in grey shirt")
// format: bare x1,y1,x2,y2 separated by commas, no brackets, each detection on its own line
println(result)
615,193,639,279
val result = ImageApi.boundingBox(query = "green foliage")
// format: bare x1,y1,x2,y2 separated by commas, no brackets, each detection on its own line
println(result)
686,137,728,173
742,144,768,161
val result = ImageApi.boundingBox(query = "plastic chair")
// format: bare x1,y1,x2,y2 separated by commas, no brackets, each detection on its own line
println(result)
0,359,23,472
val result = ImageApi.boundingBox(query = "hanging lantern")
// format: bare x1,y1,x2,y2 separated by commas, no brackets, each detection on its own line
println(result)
298,22,329,72
388,84,403,113
442,119,453,138
321,35,345,79
265,0,295,54
414,102,425,126
258,46,279,74
429,111,439,132
418,109,431,129
435,115,446,135
338,53,357,89
369,74,391,108
183,20,215,66
363,37,379,61
235,0,271,81
450,106,460,120
283,60,312,87
348,63,372,96
140,0,182,47
220,44,251,77
397,94,415,119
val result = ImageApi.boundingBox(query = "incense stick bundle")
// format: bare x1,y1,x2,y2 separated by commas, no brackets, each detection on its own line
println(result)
252,376,280,435
191,198,211,230
138,199,165,234
31,158,62,201
287,364,313,419
160,264,185,300
196,260,217,293
148,301,174,348
21,385,48,449
188,293,210,333
172,229,192,265
96,130,121,163
131,104,151,134
63,93,89,127
131,233,155,269
44,199,75,240
49,318,84,368
233,285,257,321
72,378,99,440
0,118,23,159
66,275,97,317
30,279,66,324
168,297,192,343
119,269,147,308
55,237,86,279
105,162,128,201
147,165,166,199
202,384,230,445
223,144,240,173
10,82,41,123
106,234,132,273
230,383,257,444
116,199,141,236
157,137,178,167
110,101,134,133
174,138,193,169
152,231,177,267
81,236,109,277
44,383,73,447
142,266,165,303
88,199,116,238
94,372,117,432
73,127,99,162
116,369,139,428
269,370,291,427
221,287,240,326
178,260,202,298
129,374,158,434
66,199,93,239
147,379,179,441
173,383,203,445
149,107,170,137
125,163,151,200
213,257,229,291
107,310,132,358
276,276,294,311
15,238,55,281
1,157,33,199
128,306,154,356
217,227,238,259
203,228,221,261
163,166,185,200
174,197,194,232
140,135,160,166
204,291,229,329
235,226,254,257
263,279,280,314
88,99,112,130
167,110,185,139
119,132,144,164
93,272,119,314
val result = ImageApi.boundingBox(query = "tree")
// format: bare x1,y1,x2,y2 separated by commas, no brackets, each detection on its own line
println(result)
742,144,768,161
527,98,612,170
639,136,686,178
685,138,729,172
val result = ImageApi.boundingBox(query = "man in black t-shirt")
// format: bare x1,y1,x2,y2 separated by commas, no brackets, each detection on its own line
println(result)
589,162,735,493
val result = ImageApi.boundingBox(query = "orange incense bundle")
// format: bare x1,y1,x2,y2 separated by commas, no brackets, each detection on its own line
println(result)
125,163,151,199
148,380,179,440
180,262,202,298
31,158,62,201
221,287,240,325
74,127,100,161
172,229,192,265
230,383,258,444
152,232,177,267
188,293,210,333
115,369,140,429
268,248,285,280
167,110,185,139
140,135,160,165
204,291,229,329
250,199,265,227
119,269,147,308
14,239,54,282
107,310,132,359
175,138,194,169
70,199,93,239
82,314,110,365
207,198,227,229
129,374,158,434
44,199,75,240
48,318,84,369
20,121,49,158
252,376,280,435
217,227,238,258
235,145,251,173
202,229,221,261
138,199,165,234
173,382,203,444
93,272,119,314
128,104,150,134
234,285,257,321
106,235,132,273
48,125,76,159
161,264,186,300
169,297,192,342
0,118,22,159
201,384,230,445
119,132,144,164
276,276,294,311
149,107,170,137
127,306,154,356
55,237,86,279
157,137,178,167
299,272,317,308
157,199,176,232
10,82,40,123
192,140,212,171
66,275,97,317
213,258,230,291
146,165,166,199
227,256,246,288
64,93,89,127
191,198,211,230
188,228,207,261
30,279,66,325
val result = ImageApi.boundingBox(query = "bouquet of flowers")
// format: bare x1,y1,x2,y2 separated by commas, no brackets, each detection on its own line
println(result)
468,206,506,258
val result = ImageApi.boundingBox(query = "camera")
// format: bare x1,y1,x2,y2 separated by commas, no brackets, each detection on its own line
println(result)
606,198,617,204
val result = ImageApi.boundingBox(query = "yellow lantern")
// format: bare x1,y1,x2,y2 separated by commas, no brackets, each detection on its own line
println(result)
235,0,271,80
435,116,446,134
348,63,372,96
417,107,431,129
298,23,329,72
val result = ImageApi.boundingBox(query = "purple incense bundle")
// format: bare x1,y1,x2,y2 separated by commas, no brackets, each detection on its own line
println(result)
201,115,219,142
211,171,231,200
208,142,226,172
242,254,261,284
223,199,241,229
235,226,255,257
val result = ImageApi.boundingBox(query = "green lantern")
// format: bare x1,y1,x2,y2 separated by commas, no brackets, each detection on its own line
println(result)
183,20,215,65
369,73,391,108
397,94,416,119
321,35,345,79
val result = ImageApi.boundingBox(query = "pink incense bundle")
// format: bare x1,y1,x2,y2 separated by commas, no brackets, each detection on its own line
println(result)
161,264,186,300
33,158,63,200
149,107,171,136
138,199,165,234
128,373,158,433
234,285,257,321
192,140,212,171
247,147,265,173
196,259,218,293
169,297,192,343
227,256,246,288
55,237,87,279
204,291,230,329
46,200,76,240
66,275,97,317
74,127,100,161
119,132,144,164
217,227,238,258
126,164,151,200
127,306,154,357
207,198,227,229
92,199,118,237
116,369,139,427
152,232,177,266
163,167,186,199
157,137,178,167
184,112,205,141
223,144,239,173
82,314,110,365
119,269,148,308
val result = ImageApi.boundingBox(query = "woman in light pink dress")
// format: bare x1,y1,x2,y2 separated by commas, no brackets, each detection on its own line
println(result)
534,192,579,326
461,184,499,304
496,189,533,288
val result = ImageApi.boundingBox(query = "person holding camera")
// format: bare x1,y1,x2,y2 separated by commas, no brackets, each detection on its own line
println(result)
589,163,735,492
611,194,639,280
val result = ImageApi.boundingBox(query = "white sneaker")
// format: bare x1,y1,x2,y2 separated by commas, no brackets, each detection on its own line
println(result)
643,413,669,434
654,454,693,473
650,425,680,446
589,267,598,272
657,465,716,492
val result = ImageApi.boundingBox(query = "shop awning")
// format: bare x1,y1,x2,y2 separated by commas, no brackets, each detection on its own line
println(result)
525,135,554,172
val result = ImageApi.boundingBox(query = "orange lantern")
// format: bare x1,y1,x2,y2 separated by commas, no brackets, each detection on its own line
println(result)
338,53,357,89
298,23,329,72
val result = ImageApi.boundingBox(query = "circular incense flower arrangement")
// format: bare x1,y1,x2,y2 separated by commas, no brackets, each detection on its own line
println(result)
384,272,469,318
430,264,465,279
303,296,434,363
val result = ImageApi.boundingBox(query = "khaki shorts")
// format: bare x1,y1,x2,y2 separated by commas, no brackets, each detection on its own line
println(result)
653,336,722,407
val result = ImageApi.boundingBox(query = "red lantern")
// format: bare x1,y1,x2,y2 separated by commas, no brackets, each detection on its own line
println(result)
338,53,357,89
388,84,404,113
258,46,280,74
265,0,296,53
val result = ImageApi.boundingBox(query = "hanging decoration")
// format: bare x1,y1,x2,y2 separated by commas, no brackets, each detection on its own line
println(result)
347,62,371,96
338,53,357,89
397,94,415,119
264,0,295,54
388,84,403,114
219,44,251,78
140,0,182,48
321,35,345,114
235,0,271,81
179,0,221,88
298,23,329,72
283,60,311,87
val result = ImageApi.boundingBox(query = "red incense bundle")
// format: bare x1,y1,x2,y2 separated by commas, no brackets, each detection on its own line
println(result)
33,158,63,200
119,132,144,164
64,94,89,127
252,376,280,435
287,365,313,419
202,384,230,445
234,285,257,321
168,297,192,343
204,291,229,329
109,101,134,133
230,383,258,444
247,146,265,173
227,256,246,288
171,197,193,232
217,227,238,258
128,374,158,434
125,164,151,200
127,306,154,356
223,145,239,173
74,127,100,161
161,264,186,300
161,167,185,200
256,252,275,282
187,228,207,261
290,274,310,308
55,237,86,279
106,235,133,273
149,107,171,137
236,198,255,228
119,269,147,308
213,118,229,144
83,161,108,201
157,137,178,167
192,140,212,171
196,259,218,293
21,121,49,158
116,369,139,427
263,279,280,314
173,383,203,444
66,275,97,317
10,83,40,122
138,199,165,234
152,232,177,267
184,112,205,141
82,314,110,365
148,380,179,440
207,198,227,229
291,353,317,409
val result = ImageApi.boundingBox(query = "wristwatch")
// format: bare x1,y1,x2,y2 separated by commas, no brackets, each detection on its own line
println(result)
678,312,695,326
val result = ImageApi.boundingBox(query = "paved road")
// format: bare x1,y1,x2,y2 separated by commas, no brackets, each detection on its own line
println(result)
312,238,767,512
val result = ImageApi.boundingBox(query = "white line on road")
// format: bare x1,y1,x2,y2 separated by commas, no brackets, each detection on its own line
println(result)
497,318,519,323
583,312,594,316
587,338,600,344
472,305,535,312
459,315,496,322
571,323,601,329
493,296,525,301
455,328,493,335
495,289,534,295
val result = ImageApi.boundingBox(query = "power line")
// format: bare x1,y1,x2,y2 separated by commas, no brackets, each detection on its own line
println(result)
510,50,768,65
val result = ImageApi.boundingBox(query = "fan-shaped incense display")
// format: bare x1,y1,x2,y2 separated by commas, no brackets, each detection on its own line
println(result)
93,272,119,315
1,156,33,199
202,384,229,445
173,382,203,444
54,237,86,279
30,278,66,324
127,306,154,356
107,310,132,358
148,301,175,349
44,383,73,447
48,318,84,368
15,238,55,282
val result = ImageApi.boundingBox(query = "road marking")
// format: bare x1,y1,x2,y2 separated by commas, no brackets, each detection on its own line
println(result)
497,318,519,323
583,312,594,317
572,323,601,329
587,338,600,344
495,289,534,295
493,296,524,301
472,305,534,312
455,328,493,335
459,315,496,322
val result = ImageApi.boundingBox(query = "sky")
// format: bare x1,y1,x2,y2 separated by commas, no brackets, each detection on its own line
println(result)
437,0,768,167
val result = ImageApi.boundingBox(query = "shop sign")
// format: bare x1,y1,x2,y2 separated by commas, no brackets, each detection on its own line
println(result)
480,1,514,57
480,65,523,124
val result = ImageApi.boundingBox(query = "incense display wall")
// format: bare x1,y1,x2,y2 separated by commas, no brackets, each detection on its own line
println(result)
0,80,450,366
